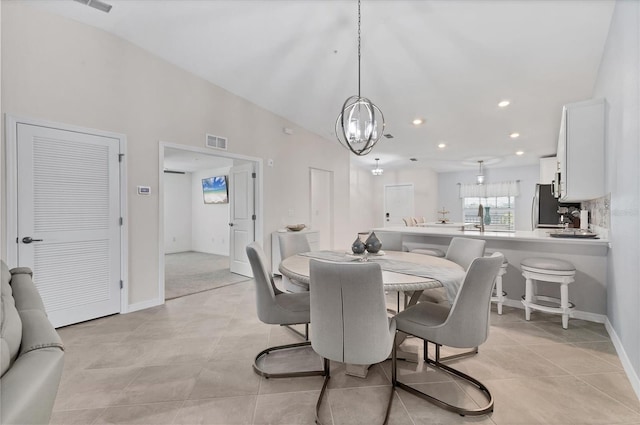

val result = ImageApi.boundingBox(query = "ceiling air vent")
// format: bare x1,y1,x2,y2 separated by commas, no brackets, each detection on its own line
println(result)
384,134,394,139
72,0,113,13
206,134,228,151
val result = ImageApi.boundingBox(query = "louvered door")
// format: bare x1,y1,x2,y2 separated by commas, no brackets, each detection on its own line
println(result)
16,123,121,328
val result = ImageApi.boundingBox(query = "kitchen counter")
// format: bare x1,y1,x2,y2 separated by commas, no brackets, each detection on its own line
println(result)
372,226,609,320
374,226,609,246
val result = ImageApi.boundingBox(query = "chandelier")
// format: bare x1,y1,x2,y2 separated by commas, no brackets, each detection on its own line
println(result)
476,160,485,185
335,0,385,156
371,158,383,176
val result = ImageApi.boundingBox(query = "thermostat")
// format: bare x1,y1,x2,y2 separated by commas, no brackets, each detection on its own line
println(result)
137,186,151,195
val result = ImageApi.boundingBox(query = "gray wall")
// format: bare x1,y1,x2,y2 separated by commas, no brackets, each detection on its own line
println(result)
438,165,539,231
593,0,640,393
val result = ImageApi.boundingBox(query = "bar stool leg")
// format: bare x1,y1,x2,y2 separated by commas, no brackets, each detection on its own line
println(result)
496,275,503,315
524,276,533,321
561,282,569,329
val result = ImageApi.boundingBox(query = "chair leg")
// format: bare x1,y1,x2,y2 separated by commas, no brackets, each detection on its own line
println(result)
315,358,331,425
394,341,493,416
423,340,478,362
253,341,325,379
282,323,308,340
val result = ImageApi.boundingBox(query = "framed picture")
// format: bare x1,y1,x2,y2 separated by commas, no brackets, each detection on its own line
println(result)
202,176,228,204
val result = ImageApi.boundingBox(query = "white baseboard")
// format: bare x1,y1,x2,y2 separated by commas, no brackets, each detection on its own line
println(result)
501,299,607,323
126,297,164,313
605,318,640,402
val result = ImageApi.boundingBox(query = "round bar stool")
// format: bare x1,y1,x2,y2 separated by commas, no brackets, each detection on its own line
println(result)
486,252,508,315
520,257,576,329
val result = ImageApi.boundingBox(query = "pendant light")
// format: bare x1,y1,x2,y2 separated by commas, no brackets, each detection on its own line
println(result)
476,160,485,185
335,0,385,156
371,158,383,176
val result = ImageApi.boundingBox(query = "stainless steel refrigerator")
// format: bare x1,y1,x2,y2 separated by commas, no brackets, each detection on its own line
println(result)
531,184,580,229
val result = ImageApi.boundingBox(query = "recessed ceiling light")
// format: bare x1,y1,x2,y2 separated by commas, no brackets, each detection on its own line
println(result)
516,150,524,156
412,118,424,126
498,100,510,108
438,143,446,149
510,132,520,139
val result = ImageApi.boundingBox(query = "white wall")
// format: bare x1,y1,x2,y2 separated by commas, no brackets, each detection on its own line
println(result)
1,3,351,305
349,163,377,235
371,167,439,228
438,165,539,231
191,168,231,255
592,0,640,394
164,172,193,253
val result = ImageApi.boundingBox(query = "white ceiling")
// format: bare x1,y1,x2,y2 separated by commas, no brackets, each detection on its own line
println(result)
30,0,615,173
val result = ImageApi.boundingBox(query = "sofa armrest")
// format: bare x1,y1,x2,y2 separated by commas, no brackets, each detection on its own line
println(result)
19,310,64,356
0,348,64,425
9,268,46,312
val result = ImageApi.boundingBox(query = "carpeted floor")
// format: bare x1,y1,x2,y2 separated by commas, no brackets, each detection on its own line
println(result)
164,251,251,300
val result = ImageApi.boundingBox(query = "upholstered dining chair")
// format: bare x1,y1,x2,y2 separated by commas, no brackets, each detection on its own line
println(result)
418,237,486,306
309,259,396,425
245,243,324,379
392,253,504,417
278,232,312,293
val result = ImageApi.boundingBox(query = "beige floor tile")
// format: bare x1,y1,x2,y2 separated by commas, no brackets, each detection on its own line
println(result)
327,386,413,425
253,390,326,425
573,340,624,368
94,401,183,424
188,358,261,399
254,344,324,376
258,374,327,395
325,362,392,389
492,321,565,345
49,408,105,425
382,358,453,385
113,364,203,405
526,343,622,375
487,375,640,424
579,372,640,414
173,396,256,425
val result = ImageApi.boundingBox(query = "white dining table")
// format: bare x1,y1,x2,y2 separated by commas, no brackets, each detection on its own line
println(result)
279,250,466,377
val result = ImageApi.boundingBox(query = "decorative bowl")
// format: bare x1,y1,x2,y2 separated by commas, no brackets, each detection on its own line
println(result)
286,224,306,232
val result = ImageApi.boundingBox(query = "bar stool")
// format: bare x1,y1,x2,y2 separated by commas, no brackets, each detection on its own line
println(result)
486,252,508,315
520,257,576,329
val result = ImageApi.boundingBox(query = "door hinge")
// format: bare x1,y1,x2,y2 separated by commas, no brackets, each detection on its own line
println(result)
120,280,123,289
251,172,256,178
252,214,256,220
118,153,125,162
119,217,123,226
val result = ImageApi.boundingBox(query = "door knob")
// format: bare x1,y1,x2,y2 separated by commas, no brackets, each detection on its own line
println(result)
228,223,234,227
22,237,43,244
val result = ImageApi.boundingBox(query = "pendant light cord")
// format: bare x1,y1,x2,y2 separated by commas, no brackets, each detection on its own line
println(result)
357,0,361,97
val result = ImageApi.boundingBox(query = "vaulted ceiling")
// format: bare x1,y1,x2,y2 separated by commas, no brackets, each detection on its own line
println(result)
31,0,615,172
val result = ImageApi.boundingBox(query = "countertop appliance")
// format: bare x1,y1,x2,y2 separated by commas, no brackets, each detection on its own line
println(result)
532,184,581,229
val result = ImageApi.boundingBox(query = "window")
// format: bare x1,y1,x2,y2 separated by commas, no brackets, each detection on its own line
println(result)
463,196,515,231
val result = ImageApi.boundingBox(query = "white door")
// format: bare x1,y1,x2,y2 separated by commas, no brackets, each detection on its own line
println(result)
14,123,122,328
229,163,255,276
310,168,333,250
384,184,415,226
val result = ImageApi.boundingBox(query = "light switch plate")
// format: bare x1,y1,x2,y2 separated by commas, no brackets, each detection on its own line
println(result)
137,186,151,195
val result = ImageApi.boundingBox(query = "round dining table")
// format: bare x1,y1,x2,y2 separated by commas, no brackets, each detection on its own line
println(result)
279,249,465,309
279,249,466,377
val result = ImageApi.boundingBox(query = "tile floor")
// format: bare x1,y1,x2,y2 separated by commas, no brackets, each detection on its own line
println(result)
51,280,640,425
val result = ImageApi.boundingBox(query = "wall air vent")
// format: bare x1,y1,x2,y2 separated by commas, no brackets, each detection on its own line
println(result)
72,0,113,13
205,134,228,151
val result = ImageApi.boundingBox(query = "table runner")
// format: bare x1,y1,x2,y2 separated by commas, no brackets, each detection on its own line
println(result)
300,250,466,303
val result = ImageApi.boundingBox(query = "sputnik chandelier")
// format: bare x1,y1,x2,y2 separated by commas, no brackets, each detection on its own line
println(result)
335,0,385,156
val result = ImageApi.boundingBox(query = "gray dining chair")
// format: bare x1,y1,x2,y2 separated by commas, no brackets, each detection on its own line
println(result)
392,252,504,417
418,236,487,360
278,232,312,292
246,242,324,379
309,259,396,425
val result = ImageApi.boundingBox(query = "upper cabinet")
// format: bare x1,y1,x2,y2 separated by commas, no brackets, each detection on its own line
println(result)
554,98,605,202
539,156,557,184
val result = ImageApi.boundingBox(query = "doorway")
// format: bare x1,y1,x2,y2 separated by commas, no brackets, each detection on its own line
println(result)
384,184,415,226
6,116,126,328
159,142,262,301
310,168,334,249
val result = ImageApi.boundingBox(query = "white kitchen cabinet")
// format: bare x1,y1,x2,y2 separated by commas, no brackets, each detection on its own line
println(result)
539,156,558,184
271,229,319,276
555,98,605,202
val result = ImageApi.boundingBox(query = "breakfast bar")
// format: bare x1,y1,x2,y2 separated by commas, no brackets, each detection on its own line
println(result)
373,226,609,320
